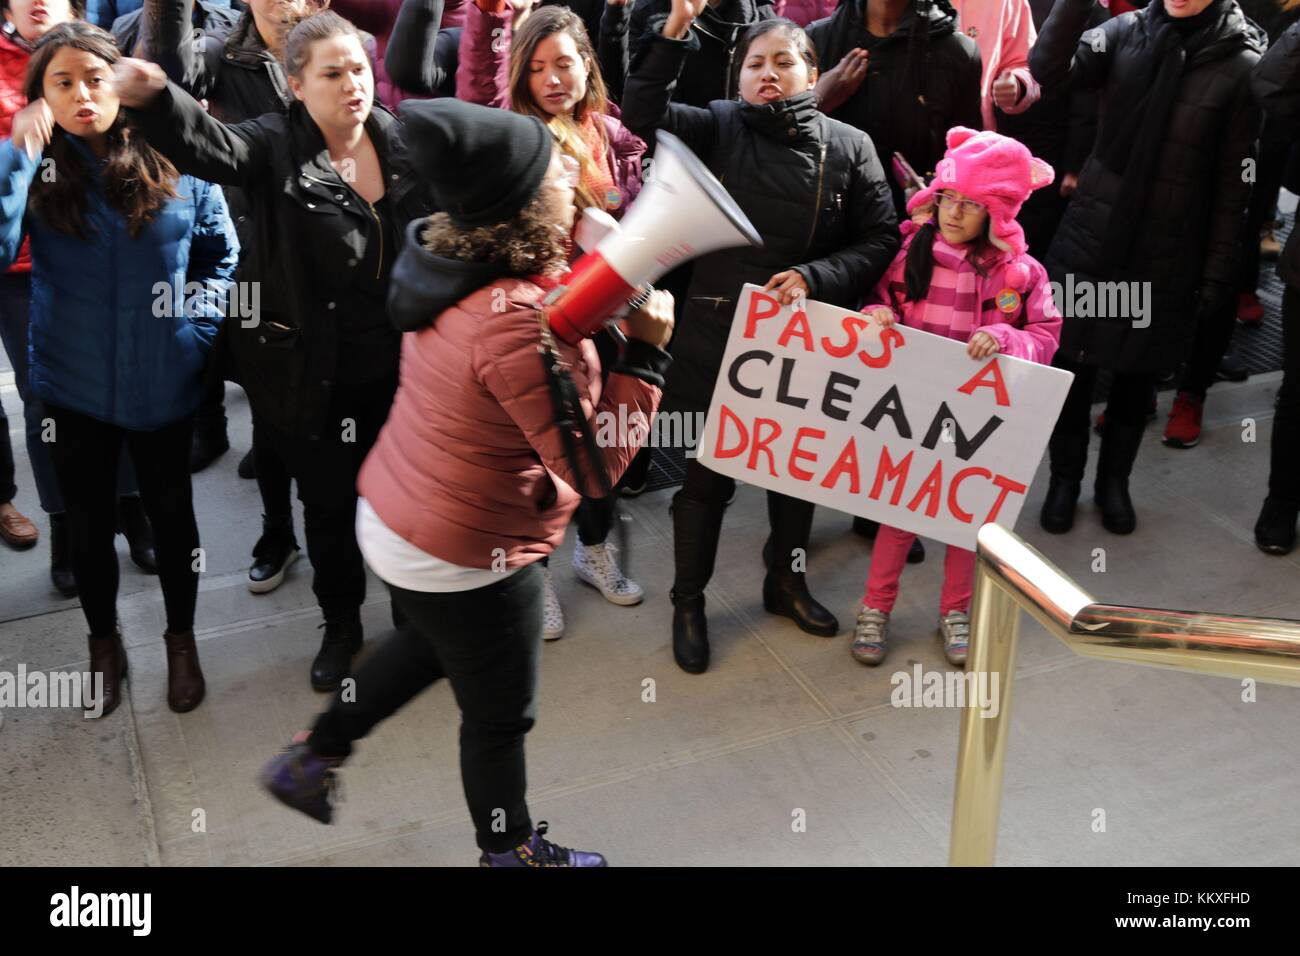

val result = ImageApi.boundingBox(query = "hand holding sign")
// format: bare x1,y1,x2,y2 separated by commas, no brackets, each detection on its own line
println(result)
698,285,1073,550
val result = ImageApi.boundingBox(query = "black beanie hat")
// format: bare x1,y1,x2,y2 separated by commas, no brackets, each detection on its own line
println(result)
398,98,554,230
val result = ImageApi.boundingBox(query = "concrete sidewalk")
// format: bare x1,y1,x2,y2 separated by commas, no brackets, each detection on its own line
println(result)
1,373,1298,867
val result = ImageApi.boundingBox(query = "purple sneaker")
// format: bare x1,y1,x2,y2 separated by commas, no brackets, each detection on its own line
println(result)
258,741,341,824
479,822,608,867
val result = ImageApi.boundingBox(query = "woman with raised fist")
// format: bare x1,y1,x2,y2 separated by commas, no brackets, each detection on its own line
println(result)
0,21,238,716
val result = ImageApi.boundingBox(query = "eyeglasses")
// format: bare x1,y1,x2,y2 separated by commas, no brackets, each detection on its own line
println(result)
935,191,986,216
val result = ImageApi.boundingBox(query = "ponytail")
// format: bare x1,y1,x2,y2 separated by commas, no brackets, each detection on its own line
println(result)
903,221,938,302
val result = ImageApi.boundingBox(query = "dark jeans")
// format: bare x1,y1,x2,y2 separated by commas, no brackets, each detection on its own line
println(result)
0,273,139,513
253,376,396,620
310,564,544,853
252,411,296,524
1271,287,1300,507
45,404,199,636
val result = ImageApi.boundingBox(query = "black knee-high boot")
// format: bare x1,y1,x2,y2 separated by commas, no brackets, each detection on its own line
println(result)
670,492,725,674
762,494,838,636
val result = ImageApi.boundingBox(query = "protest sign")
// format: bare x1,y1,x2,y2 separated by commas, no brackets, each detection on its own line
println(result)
696,284,1075,550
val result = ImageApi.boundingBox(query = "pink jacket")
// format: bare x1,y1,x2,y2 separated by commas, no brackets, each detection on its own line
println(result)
329,0,467,108
358,277,663,569
951,0,1041,131
772,0,839,27
456,3,646,214
867,223,1062,365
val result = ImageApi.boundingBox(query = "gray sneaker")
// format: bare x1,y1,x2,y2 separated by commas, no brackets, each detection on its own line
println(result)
938,611,970,667
851,606,889,666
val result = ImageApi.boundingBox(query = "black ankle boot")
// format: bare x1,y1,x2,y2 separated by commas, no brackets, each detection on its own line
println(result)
670,492,725,675
249,514,300,594
1040,479,1082,534
1040,430,1088,534
671,592,709,674
1094,420,1143,535
189,422,230,474
764,494,838,636
49,512,77,596
117,495,157,573
1255,496,1298,555
311,616,363,692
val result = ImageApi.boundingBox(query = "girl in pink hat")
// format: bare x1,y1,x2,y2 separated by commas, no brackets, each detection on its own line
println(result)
851,125,1063,669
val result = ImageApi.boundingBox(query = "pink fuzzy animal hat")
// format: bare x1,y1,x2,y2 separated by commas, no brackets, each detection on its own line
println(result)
908,127,1055,257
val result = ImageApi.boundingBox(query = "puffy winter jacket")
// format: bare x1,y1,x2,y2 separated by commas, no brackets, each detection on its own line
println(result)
950,0,1041,130
772,0,838,28
358,224,669,569
88,0,229,29
622,28,899,415
626,0,774,106
127,82,436,440
0,30,31,273
1254,16,1300,292
807,0,982,216
868,222,1062,365
1031,0,1264,374
0,138,239,430
455,3,647,214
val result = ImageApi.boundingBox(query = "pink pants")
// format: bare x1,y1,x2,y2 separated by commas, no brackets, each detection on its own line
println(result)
863,524,976,616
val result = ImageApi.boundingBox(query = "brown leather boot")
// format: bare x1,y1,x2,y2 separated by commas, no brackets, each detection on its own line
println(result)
162,629,206,713
87,632,128,718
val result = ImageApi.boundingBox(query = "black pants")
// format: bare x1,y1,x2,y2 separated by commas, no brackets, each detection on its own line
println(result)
0,401,14,505
1241,116,1293,294
45,404,199,636
1179,299,1238,400
310,564,544,853
675,456,813,569
1052,356,1156,436
1271,287,1300,507
253,376,396,621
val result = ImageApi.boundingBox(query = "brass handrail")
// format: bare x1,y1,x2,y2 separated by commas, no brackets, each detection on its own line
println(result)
950,523,1300,866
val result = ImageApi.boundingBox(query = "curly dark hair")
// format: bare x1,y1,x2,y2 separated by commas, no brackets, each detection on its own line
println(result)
420,193,571,277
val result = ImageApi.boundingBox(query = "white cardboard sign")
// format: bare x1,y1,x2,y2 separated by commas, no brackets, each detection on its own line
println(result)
696,284,1075,551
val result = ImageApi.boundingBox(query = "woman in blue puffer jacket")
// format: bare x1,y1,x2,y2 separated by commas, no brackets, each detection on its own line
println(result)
0,21,238,718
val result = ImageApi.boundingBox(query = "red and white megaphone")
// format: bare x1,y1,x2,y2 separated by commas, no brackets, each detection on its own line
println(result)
545,130,763,345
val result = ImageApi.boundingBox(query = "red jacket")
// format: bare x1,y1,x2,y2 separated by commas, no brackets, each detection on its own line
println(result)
328,0,467,108
359,271,664,569
772,0,839,27
0,33,31,273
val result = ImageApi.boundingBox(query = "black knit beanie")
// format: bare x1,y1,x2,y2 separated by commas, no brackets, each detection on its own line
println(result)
397,98,554,229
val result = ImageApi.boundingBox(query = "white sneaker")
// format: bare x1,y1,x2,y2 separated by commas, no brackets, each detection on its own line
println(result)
572,541,643,606
851,605,889,666
542,567,565,641
938,610,970,667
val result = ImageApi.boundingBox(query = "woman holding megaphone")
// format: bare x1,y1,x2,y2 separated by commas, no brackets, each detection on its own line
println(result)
268,100,671,866
623,4,900,674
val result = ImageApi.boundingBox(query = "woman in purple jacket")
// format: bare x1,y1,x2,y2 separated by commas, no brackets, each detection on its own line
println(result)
458,0,650,639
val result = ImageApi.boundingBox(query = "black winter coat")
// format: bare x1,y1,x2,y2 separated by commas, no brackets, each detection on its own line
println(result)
1031,0,1264,374
140,1,294,273
111,0,239,57
128,84,436,440
623,30,899,416
806,0,981,216
1254,16,1300,292
626,0,775,107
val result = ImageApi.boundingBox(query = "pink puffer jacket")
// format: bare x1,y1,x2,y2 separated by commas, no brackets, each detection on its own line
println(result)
773,0,840,27
456,2,646,214
359,273,664,569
